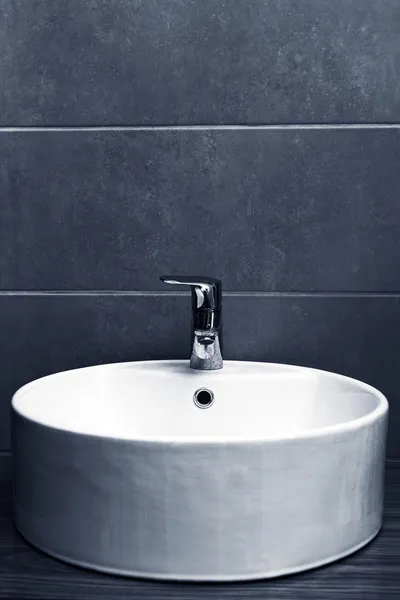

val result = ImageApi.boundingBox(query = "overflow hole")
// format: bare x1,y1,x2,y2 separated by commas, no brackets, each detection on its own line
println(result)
193,388,214,409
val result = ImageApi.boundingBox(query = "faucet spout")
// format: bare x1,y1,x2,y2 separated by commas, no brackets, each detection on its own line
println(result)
191,329,223,370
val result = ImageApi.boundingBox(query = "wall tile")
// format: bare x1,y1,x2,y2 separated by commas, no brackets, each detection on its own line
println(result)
1,0,400,125
1,129,400,292
0,294,398,456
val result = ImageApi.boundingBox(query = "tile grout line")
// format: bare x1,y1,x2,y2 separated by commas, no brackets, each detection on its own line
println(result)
0,124,400,132
1,291,400,298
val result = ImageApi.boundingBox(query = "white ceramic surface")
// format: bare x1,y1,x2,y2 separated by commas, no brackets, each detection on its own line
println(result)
12,360,388,580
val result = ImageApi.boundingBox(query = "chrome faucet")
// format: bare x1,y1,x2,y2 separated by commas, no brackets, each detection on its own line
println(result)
160,275,223,370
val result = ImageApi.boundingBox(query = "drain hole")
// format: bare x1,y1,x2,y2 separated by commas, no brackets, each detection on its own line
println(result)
193,388,214,409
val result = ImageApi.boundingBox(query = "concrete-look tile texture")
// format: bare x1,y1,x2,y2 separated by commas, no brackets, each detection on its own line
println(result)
1,129,400,292
0,2,399,459
1,0,400,125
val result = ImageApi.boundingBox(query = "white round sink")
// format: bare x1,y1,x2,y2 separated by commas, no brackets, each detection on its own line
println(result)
12,360,388,581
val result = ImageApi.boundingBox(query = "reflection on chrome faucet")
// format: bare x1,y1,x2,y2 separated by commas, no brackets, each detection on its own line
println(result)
191,329,223,370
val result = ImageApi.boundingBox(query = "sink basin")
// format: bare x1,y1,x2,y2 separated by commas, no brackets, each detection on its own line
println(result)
12,360,388,581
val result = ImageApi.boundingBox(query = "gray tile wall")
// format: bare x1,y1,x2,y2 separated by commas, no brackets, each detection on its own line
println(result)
2,0,400,125
1,1,400,456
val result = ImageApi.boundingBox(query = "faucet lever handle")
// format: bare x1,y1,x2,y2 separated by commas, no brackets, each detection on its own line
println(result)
159,275,222,310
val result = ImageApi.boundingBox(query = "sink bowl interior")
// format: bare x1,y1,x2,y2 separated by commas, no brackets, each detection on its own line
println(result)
12,360,385,442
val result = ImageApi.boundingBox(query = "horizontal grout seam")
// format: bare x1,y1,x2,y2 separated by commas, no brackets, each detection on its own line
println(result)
1,291,400,298
0,124,400,132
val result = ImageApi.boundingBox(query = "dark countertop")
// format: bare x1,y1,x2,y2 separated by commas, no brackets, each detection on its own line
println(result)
1,457,400,600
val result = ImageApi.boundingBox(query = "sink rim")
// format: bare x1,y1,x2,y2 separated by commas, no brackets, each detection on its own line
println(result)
11,359,388,445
